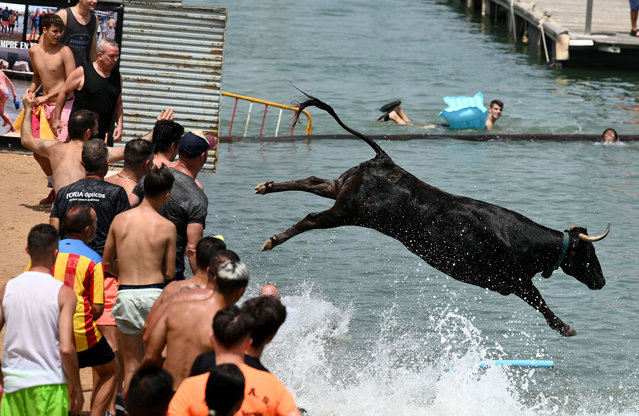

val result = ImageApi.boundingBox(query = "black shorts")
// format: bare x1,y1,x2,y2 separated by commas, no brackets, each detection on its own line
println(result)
77,336,115,368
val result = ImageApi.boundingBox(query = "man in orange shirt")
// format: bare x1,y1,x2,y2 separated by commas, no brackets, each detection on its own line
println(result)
53,204,119,416
168,304,302,416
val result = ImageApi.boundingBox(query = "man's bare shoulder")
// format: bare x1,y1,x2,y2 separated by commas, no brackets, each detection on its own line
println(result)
165,287,212,307
56,8,68,20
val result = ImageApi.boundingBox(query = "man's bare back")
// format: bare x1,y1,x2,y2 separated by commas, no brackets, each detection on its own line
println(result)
143,286,213,340
105,173,139,206
104,202,176,286
155,296,225,389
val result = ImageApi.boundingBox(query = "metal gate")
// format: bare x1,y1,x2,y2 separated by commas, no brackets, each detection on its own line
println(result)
120,1,226,171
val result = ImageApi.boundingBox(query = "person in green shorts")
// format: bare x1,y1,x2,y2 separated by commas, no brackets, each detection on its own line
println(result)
0,224,83,415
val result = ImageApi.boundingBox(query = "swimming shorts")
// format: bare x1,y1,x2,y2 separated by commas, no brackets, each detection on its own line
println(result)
1,383,68,416
112,286,163,335
77,336,115,368
95,275,118,326
0,88,9,100
31,99,73,143
632,0,639,10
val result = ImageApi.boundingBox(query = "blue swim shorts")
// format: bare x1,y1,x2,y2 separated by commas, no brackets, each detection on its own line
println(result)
631,0,639,11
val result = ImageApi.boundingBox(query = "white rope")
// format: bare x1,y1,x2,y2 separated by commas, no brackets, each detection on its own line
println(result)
243,102,253,137
539,19,550,63
510,0,517,42
275,109,283,137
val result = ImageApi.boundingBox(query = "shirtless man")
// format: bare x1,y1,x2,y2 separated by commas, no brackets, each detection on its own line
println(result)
145,236,226,321
25,13,76,204
105,138,154,206
380,99,504,130
142,260,249,390
22,91,163,194
103,165,177,391
29,13,76,141
143,249,238,341
484,100,504,130
21,92,97,193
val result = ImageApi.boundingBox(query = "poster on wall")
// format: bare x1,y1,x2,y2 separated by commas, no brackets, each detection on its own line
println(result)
0,0,123,135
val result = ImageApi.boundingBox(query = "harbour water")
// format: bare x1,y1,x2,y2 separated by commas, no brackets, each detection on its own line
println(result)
190,1,638,414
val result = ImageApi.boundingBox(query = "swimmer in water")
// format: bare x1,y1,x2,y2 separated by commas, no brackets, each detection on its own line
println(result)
0,62,17,131
378,99,504,130
601,128,618,143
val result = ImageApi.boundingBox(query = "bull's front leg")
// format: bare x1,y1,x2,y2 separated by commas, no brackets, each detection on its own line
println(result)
514,284,577,337
261,207,346,251
255,176,339,200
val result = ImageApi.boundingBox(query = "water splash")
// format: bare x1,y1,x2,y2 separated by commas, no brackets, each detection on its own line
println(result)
259,288,602,416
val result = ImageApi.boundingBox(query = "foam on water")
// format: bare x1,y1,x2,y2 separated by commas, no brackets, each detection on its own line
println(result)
256,286,639,416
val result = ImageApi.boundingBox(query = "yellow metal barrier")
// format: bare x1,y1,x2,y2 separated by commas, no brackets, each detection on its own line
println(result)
221,91,312,136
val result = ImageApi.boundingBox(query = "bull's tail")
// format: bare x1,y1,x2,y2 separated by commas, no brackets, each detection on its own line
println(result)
293,91,389,158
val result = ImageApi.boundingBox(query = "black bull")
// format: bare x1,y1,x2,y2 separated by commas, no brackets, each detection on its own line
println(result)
255,96,610,336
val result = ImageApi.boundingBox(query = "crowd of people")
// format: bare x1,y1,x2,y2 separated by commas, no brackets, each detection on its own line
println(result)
6,108,302,416
2,1,303,414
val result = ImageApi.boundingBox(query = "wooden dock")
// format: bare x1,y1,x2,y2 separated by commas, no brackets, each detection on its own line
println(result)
454,0,639,67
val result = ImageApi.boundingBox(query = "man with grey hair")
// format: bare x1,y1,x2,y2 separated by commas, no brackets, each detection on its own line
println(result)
53,38,123,145
143,260,250,390
50,139,130,256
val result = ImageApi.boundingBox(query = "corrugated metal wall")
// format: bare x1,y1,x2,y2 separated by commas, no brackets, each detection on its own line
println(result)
119,1,226,171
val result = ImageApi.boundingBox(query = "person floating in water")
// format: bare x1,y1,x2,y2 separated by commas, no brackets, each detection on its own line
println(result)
378,99,504,130
601,128,618,143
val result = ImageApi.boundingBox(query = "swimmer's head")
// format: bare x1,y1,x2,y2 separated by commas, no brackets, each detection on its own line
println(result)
215,260,249,296
259,284,281,301
601,128,618,143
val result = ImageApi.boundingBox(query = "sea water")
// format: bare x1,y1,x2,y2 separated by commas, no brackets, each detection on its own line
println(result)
198,138,639,415
185,0,639,137
191,0,638,414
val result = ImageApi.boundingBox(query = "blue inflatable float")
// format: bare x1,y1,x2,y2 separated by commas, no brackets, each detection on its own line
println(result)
439,92,488,129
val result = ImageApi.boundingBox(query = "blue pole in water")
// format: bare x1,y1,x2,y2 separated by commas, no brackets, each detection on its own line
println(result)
477,360,554,368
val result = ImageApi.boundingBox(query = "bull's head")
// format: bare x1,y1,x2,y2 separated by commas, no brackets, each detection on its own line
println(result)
560,224,610,290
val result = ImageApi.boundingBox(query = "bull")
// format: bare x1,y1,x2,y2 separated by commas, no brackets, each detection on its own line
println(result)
255,95,610,336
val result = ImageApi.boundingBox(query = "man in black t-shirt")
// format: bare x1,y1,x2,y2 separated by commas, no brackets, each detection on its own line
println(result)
50,139,130,256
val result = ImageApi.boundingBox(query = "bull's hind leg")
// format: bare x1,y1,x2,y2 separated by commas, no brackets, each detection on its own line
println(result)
514,284,577,337
255,176,339,199
261,206,346,251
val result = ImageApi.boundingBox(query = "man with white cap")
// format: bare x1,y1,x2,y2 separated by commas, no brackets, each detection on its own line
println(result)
133,130,210,280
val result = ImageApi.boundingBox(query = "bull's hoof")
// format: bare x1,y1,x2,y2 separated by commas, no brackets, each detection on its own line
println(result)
261,236,277,251
254,181,272,195
559,326,577,337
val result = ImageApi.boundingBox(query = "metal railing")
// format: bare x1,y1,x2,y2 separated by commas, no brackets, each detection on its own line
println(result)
221,92,312,137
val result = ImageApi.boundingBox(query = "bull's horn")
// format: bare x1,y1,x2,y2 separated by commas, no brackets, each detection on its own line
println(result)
578,223,611,242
